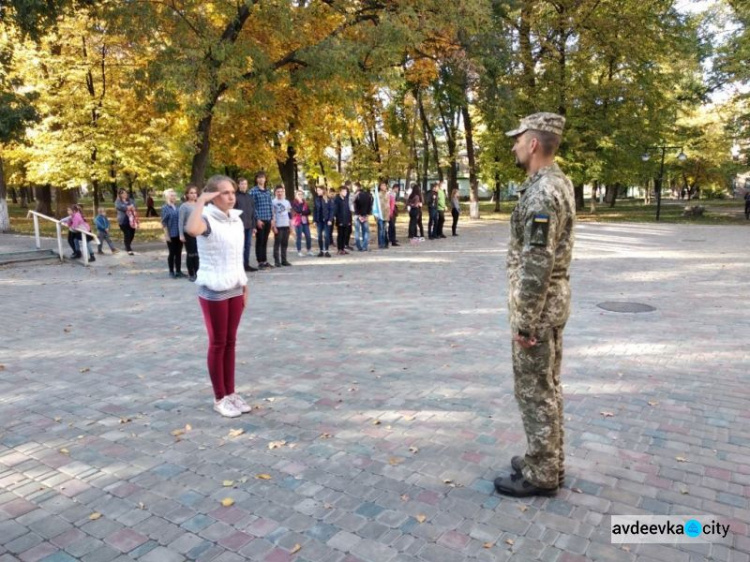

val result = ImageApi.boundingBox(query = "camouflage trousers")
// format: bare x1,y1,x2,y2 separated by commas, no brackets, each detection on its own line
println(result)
512,326,565,489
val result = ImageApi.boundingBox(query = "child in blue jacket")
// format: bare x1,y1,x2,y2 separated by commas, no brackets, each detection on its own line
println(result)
94,208,119,254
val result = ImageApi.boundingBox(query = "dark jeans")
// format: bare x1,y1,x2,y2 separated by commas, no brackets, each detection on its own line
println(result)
408,207,419,238
417,210,424,237
119,222,135,251
184,234,199,276
67,231,78,253
377,218,389,248
242,227,253,267
295,223,312,251
451,208,459,235
745,200,750,219
337,224,351,251
146,206,158,217
316,222,330,252
273,227,290,264
255,220,272,264
166,236,183,273
388,217,397,244
436,210,445,237
428,208,437,238
96,229,116,252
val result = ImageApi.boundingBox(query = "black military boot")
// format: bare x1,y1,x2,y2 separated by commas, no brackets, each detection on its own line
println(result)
494,472,558,497
511,455,565,487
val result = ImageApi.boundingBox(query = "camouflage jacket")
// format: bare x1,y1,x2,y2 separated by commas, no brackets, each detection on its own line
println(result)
507,163,575,336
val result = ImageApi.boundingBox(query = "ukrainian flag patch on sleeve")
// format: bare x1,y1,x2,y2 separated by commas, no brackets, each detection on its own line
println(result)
530,214,550,246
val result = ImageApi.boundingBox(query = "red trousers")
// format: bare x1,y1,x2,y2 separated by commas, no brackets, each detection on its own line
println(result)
199,295,244,400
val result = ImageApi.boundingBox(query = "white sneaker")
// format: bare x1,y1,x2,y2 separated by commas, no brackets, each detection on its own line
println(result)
419,237,425,242
214,397,241,418
227,393,252,414
298,252,304,257
307,251,314,257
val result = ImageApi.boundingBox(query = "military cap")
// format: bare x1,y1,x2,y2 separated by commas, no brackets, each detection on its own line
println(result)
505,112,565,138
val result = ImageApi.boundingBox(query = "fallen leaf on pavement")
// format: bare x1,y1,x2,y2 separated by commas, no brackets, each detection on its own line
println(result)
255,474,272,480
675,456,687,462
223,480,234,487
388,457,403,466
79,368,90,373
89,512,101,520
59,448,70,455
505,539,515,546
416,514,427,523
290,544,301,554
227,429,244,438
409,446,419,454
268,440,286,450
600,411,614,418
221,498,234,507
483,542,494,549
400,494,409,502
571,487,583,494
517,505,529,512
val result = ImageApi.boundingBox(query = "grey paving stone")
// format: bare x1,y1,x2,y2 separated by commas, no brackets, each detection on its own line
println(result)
1,222,748,562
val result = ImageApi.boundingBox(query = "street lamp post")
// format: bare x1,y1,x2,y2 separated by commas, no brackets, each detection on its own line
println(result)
641,146,687,221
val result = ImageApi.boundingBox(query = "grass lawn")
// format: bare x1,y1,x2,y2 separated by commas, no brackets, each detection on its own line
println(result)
4,196,747,242
473,198,748,225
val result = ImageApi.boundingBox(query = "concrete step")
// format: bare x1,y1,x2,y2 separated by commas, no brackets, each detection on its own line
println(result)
0,249,61,266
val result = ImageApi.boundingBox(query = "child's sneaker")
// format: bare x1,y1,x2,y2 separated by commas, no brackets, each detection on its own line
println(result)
214,397,241,418
227,394,252,414
307,251,314,256
298,251,304,257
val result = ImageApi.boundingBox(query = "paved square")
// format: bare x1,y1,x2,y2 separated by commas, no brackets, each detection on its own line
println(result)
0,221,748,562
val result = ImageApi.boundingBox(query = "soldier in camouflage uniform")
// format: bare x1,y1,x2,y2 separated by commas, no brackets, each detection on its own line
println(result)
494,113,576,497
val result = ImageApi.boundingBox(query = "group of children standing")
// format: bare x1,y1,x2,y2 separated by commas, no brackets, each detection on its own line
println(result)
60,204,119,261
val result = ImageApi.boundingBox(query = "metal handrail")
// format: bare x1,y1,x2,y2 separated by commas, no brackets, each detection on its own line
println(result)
26,210,100,266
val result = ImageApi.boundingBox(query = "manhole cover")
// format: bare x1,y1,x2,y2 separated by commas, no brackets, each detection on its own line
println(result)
597,302,656,313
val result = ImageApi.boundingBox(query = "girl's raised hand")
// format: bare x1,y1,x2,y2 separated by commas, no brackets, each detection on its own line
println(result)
198,191,221,205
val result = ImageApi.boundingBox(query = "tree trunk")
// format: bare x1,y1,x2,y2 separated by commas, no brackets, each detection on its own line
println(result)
35,185,52,216
318,161,327,187
20,187,29,209
606,183,619,208
571,183,583,211
416,89,443,182
461,103,480,219
10,186,18,204
579,183,588,212
277,144,297,200
421,114,430,191
190,113,213,187
56,187,78,217
92,180,100,213
494,154,501,213
0,156,9,232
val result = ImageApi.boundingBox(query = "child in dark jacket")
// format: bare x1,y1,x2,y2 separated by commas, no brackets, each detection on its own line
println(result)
332,187,352,255
313,186,333,257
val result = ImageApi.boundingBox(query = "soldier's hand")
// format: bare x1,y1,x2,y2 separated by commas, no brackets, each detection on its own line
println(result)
513,334,538,349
